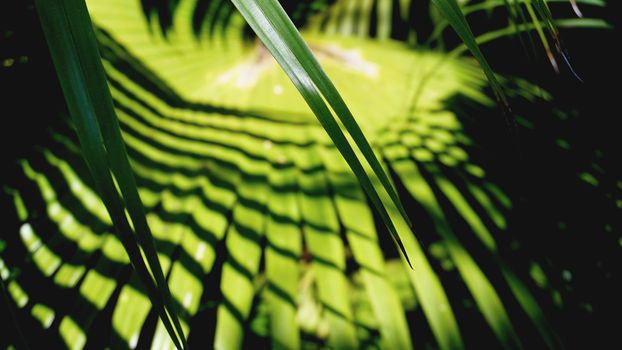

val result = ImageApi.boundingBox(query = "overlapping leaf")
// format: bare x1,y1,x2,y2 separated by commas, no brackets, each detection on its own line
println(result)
33,0,186,348
1,0,611,349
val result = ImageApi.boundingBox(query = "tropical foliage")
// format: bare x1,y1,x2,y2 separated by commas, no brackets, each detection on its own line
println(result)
1,0,617,349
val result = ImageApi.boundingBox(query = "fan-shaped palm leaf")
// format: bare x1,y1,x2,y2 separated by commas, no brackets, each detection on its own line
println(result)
1,0,610,349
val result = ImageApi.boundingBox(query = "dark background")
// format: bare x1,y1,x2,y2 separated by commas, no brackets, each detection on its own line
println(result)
462,3,622,348
1,0,620,348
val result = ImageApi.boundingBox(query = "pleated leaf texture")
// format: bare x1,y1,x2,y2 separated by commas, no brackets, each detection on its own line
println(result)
1,0,609,349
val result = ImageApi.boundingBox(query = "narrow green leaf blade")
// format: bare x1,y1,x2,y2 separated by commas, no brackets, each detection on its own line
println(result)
430,0,507,104
257,0,413,229
33,1,186,348
229,0,413,267
58,0,188,345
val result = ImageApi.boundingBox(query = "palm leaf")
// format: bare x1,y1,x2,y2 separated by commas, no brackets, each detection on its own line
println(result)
33,0,187,347
1,0,612,349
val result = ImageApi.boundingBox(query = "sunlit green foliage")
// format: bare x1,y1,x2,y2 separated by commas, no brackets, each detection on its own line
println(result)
1,0,612,349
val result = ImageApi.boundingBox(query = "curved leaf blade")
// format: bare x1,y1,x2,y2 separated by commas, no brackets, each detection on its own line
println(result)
229,0,414,267
33,1,187,348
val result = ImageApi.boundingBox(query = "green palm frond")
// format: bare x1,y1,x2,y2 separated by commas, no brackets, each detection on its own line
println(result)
1,0,613,349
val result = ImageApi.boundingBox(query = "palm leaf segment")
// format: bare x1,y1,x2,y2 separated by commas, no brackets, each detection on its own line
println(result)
0,0,605,349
